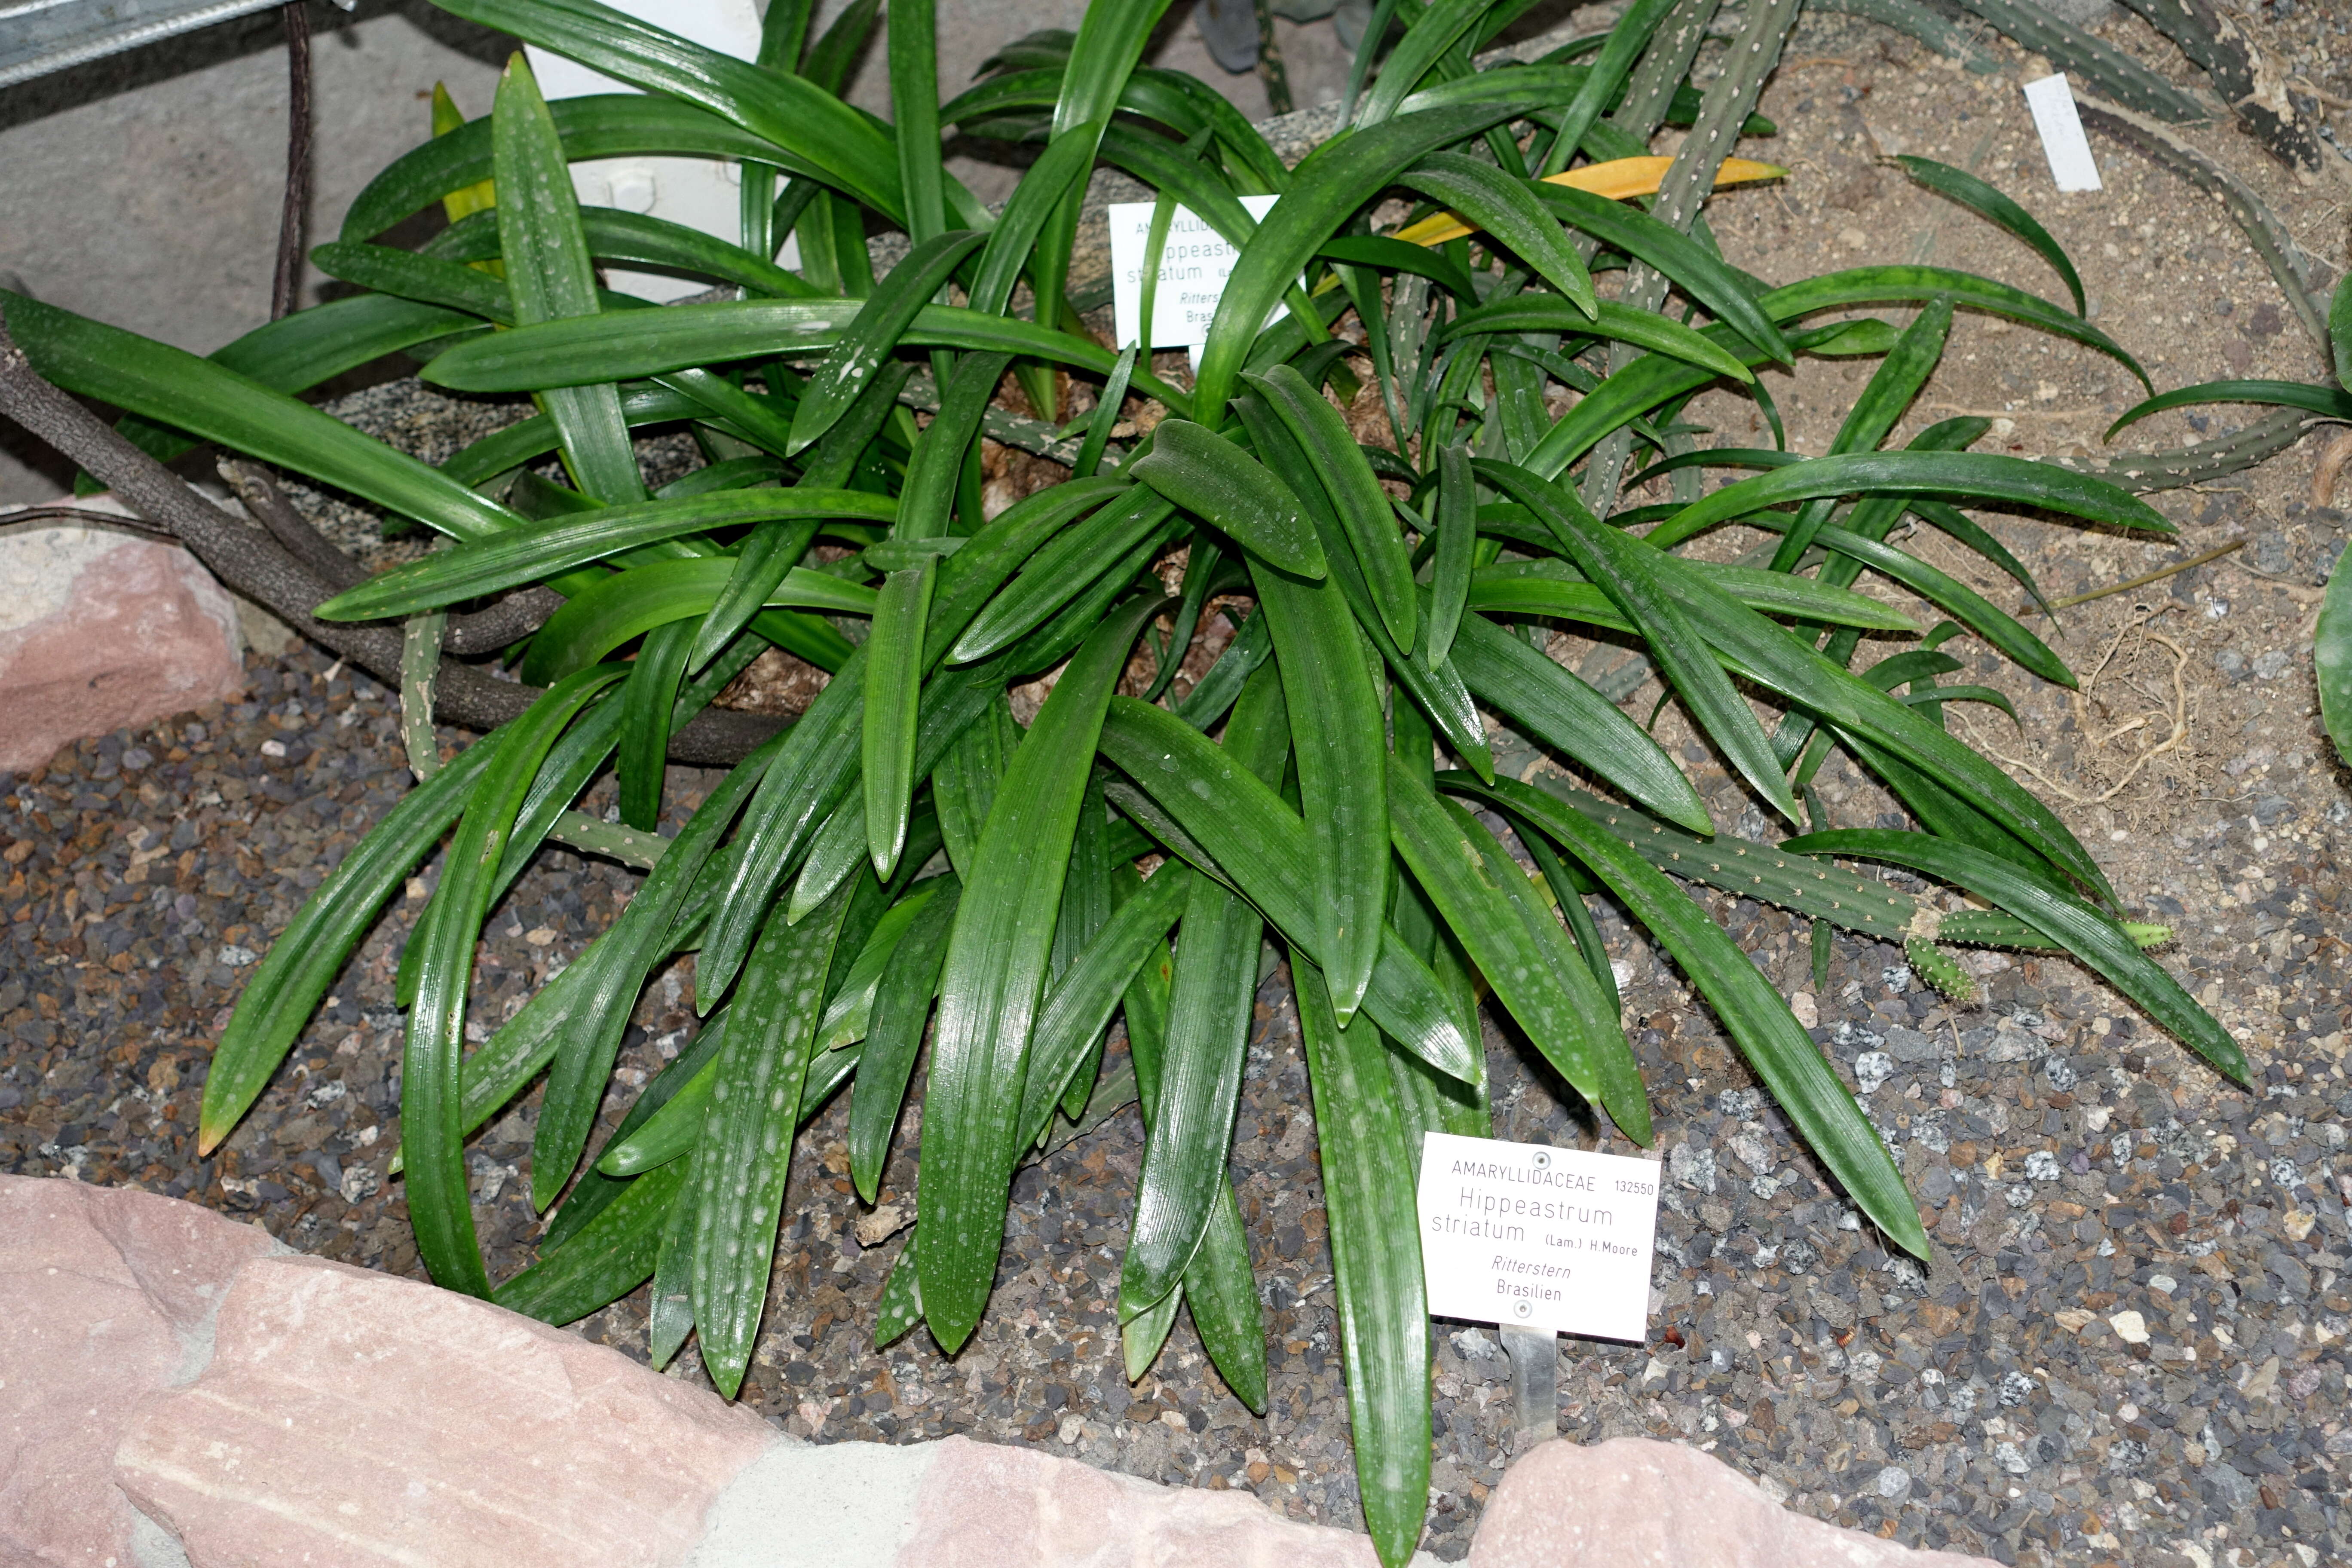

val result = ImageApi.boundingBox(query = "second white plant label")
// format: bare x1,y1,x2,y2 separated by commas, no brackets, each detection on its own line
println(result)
1416,1132,1662,1342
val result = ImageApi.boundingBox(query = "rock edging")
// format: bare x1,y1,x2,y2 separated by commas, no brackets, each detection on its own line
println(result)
0,1173,1994,1568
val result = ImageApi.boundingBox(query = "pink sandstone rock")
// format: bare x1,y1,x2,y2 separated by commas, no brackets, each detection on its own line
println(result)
0,1174,282,1568
1467,1436,1999,1568
895,1433,1388,1568
114,1254,775,1568
0,521,245,773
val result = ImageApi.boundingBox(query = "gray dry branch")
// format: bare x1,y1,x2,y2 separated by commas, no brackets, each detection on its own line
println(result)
0,300,785,766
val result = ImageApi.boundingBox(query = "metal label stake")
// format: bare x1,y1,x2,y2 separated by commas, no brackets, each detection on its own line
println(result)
1499,1325,1558,1449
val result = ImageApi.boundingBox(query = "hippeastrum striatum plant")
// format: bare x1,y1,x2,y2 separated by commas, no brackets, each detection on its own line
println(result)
0,0,2269,1561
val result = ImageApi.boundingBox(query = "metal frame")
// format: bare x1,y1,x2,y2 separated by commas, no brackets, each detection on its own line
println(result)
0,0,288,91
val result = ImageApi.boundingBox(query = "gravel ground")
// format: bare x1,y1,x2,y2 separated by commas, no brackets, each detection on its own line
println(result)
8,5,2352,1566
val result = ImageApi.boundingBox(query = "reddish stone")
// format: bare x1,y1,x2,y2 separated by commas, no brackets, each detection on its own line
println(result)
896,1434,1387,1568
0,1175,281,1567
1467,1437,1998,1568
0,522,245,772
115,1255,774,1568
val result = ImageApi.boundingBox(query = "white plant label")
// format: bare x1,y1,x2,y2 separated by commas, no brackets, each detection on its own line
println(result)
1415,1132,1660,1342
1108,194,1283,352
2022,74,2103,193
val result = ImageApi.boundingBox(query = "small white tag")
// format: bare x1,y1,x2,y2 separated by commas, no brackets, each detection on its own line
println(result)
2021,74,2102,193
1417,1132,1660,1342
1109,194,1283,352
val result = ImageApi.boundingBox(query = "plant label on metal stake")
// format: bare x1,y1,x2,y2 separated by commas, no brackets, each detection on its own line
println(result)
1109,194,1283,364
1415,1132,1660,1343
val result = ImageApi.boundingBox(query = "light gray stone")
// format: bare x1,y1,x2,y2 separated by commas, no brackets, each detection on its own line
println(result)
686,1438,937,1568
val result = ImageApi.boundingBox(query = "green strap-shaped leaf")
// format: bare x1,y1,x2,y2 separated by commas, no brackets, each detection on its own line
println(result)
1291,953,1429,1568
789,230,983,454
1130,419,1327,578
1476,459,1799,825
949,489,1179,664
315,489,893,619
1317,235,1479,303
1399,152,1597,315
345,95,836,239
527,726,788,1209
689,518,820,670
494,53,645,507
890,0,946,243
926,481,1127,656
1425,442,1475,669
1095,698,1477,1080
1439,295,1756,385
1735,514,2073,688
1116,664,1286,1315
918,595,1164,1349
793,664,1003,922
1015,865,1194,1151
1191,98,1551,425
1352,0,1491,126
3,291,525,542
1759,265,2147,390
421,297,1194,415
614,618,691,831
1050,772,1119,1119
2105,379,2352,441
426,204,821,298
493,1158,688,1325
1234,393,1492,780
198,730,503,1152
515,558,869,686
848,877,962,1203
1605,499,2122,903
407,666,626,1296
1468,557,1918,632
542,1011,732,1250
932,692,1019,881
110,293,489,470
690,876,858,1396
1531,182,1794,365
1446,609,1709,832
1248,363,1418,654
1388,771,1649,1141
1118,869,1262,1316
1794,830,2246,1079
698,648,869,1002
819,876,943,1051
863,566,933,881
646,1171,699,1368
1642,449,2172,550
1246,554,1387,1021
1532,0,1680,173
1765,296,1954,572
968,121,1107,321
1448,773,1929,1260
1022,0,1173,420
1894,156,2084,315
436,0,916,222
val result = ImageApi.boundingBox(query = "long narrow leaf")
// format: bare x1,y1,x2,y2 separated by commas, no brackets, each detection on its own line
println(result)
1449,773,1929,1259
919,596,1163,1348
